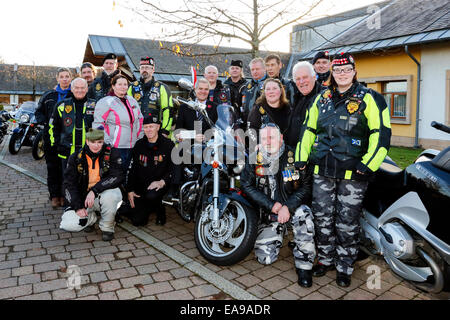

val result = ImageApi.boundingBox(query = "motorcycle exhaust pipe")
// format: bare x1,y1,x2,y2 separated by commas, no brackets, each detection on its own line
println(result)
179,181,198,222
413,247,445,293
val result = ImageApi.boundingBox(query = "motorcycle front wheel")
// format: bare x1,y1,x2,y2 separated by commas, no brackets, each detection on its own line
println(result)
194,200,257,266
32,130,45,160
8,132,22,154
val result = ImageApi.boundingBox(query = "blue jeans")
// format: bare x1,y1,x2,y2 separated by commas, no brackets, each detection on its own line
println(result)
116,148,133,174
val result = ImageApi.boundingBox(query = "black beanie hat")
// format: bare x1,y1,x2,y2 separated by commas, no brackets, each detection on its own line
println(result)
331,52,355,68
231,60,243,68
312,51,330,64
140,56,155,66
143,110,161,125
103,53,117,64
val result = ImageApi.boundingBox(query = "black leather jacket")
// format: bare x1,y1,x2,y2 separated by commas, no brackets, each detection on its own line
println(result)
240,145,312,216
87,70,120,102
63,144,124,211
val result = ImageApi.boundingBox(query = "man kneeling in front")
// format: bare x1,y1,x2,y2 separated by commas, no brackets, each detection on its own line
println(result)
60,129,124,241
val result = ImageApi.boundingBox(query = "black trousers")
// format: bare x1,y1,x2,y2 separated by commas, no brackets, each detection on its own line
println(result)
44,139,62,199
129,187,167,226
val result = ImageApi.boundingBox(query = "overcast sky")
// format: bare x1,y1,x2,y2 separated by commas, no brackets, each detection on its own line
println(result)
0,0,385,67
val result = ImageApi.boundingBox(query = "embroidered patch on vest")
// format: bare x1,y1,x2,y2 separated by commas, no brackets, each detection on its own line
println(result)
259,106,265,115
347,101,359,114
65,105,72,113
64,117,72,127
255,165,265,176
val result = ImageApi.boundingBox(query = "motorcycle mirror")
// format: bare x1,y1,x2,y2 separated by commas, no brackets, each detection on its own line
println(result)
178,78,193,91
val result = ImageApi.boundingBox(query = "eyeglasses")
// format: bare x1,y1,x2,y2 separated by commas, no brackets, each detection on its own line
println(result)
332,67,354,74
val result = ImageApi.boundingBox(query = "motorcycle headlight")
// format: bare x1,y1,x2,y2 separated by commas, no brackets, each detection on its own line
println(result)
233,162,245,175
19,114,30,123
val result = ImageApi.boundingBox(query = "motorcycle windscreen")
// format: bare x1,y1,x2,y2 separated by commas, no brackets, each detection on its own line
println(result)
215,104,246,164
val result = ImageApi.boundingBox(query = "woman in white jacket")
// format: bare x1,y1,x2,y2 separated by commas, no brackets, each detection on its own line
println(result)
93,74,144,171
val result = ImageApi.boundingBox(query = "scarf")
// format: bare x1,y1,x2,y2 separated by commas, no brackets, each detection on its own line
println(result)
56,84,71,103
317,71,330,83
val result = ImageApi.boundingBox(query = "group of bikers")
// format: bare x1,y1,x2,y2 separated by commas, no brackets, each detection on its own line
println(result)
35,49,391,289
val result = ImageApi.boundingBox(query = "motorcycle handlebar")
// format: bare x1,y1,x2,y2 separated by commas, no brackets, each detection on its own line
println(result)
431,121,450,134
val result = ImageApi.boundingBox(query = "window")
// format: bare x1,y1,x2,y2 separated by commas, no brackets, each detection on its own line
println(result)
359,75,412,124
382,81,407,119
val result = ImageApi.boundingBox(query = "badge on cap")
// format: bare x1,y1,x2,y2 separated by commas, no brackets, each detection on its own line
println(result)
65,105,72,113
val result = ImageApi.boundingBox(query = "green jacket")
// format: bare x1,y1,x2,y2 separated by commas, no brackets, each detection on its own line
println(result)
48,97,96,159
295,82,391,180
127,78,173,136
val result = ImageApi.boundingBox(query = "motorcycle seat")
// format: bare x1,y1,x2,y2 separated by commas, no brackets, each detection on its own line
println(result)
431,146,450,173
376,157,404,188
379,161,402,173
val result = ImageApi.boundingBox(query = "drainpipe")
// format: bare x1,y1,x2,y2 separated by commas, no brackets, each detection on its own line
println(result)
405,45,421,148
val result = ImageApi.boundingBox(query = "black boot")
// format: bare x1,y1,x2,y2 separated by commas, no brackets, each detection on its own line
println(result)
296,268,312,288
336,272,351,287
102,231,114,241
83,225,95,233
312,263,335,277
156,208,166,226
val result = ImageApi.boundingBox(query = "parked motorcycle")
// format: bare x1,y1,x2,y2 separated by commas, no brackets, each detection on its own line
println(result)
361,121,450,293
165,83,258,266
0,110,11,145
8,101,45,160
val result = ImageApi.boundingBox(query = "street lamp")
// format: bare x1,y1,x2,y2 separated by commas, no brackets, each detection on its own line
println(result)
13,63,18,106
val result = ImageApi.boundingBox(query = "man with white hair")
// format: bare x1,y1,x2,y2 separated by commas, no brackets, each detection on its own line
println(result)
203,65,231,105
285,61,324,148
49,77,97,172
241,57,267,125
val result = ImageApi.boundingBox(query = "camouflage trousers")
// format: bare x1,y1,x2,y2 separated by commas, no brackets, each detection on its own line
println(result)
254,205,316,270
312,174,368,275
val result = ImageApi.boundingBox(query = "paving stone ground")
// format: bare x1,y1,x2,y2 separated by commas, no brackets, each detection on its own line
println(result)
0,141,447,300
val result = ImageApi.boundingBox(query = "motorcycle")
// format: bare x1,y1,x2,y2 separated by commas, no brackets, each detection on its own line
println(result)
361,121,450,293
8,101,45,160
0,110,11,145
165,81,258,266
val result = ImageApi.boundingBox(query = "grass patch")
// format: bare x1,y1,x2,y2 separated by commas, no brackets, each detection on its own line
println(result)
388,146,424,169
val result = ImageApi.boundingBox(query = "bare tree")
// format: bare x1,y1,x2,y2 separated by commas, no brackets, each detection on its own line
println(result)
120,0,324,57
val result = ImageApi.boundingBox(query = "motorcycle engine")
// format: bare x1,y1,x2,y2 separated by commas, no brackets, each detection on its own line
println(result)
379,222,416,260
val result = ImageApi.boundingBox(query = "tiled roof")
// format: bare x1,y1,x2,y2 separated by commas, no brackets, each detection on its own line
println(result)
0,64,76,94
